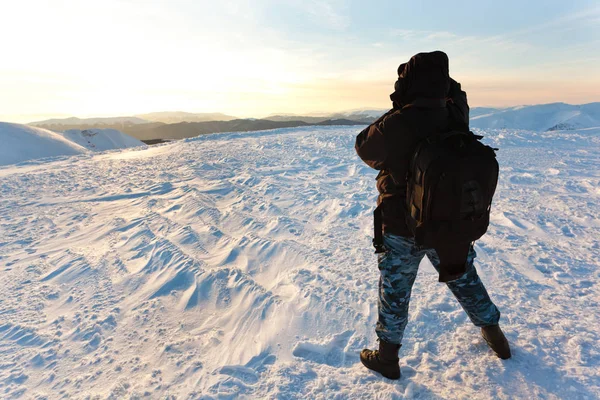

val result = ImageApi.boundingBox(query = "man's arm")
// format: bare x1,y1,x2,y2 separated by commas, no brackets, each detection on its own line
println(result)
355,109,396,170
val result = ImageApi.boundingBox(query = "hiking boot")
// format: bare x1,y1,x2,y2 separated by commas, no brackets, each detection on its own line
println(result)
360,340,401,379
481,325,511,359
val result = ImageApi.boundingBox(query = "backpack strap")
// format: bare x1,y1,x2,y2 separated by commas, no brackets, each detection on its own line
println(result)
373,204,386,253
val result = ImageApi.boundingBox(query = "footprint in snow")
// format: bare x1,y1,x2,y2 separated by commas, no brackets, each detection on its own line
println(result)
218,365,259,384
561,225,575,237
216,350,276,386
292,330,356,367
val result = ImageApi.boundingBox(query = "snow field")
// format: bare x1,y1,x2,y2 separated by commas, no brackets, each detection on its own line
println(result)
0,125,599,399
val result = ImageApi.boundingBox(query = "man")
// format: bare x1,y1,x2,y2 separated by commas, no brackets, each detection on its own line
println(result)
355,51,510,380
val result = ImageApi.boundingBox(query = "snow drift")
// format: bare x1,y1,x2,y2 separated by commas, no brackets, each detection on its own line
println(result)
0,122,88,166
60,128,146,151
0,122,146,167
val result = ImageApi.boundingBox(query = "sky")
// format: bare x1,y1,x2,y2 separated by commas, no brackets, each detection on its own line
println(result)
1,0,599,122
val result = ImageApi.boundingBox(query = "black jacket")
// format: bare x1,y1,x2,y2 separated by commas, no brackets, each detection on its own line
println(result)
355,51,469,237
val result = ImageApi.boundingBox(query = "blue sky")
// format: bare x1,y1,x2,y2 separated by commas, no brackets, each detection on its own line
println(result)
1,0,599,122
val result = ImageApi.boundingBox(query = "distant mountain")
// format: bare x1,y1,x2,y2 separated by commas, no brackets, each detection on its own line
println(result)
470,102,600,131
267,115,328,124
470,107,501,118
135,111,238,124
267,110,386,124
132,119,312,140
330,109,387,123
329,103,600,131
27,102,600,143
30,116,148,126
317,119,368,126
124,119,366,141
30,112,239,127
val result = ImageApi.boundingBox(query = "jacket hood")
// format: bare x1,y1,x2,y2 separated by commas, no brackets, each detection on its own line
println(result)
390,51,450,106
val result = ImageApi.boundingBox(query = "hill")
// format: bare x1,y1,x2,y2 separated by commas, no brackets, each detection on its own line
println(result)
0,122,147,167
130,119,311,140
339,103,600,131
330,109,387,123
120,119,366,141
0,122,88,166
470,102,600,131
31,118,366,142
267,114,329,124
267,103,600,130
60,129,146,151
267,110,386,124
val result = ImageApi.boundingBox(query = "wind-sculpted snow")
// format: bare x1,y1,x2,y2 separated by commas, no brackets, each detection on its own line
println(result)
0,126,599,398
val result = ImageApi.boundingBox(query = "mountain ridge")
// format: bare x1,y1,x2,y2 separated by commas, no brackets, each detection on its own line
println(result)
27,102,600,142
470,102,600,131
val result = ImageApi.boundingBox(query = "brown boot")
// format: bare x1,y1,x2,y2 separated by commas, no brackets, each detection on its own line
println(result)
481,325,511,359
360,340,401,379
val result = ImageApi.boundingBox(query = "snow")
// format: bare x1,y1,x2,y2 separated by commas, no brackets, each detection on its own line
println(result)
0,122,146,167
470,102,600,131
0,122,88,166
60,129,146,151
0,125,599,399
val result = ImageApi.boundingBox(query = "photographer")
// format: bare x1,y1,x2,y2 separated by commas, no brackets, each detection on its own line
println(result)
355,51,510,380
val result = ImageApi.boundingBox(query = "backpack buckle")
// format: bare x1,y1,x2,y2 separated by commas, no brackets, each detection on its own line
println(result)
373,239,387,254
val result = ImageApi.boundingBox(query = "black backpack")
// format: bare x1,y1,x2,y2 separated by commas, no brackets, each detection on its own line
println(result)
405,130,499,249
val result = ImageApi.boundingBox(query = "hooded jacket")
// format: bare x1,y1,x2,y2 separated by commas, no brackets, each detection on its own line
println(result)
355,51,469,237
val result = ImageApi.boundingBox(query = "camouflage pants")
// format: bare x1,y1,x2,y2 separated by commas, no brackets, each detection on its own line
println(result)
376,234,501,345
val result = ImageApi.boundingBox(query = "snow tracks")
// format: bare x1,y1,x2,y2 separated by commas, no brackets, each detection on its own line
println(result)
0,126,599,399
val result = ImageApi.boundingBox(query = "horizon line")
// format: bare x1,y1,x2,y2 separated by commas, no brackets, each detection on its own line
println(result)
8,99,600,125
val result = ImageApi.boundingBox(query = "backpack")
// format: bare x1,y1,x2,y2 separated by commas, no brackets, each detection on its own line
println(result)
405,129,499,249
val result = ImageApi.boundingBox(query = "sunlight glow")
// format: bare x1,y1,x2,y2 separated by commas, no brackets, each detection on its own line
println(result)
1,0,598,122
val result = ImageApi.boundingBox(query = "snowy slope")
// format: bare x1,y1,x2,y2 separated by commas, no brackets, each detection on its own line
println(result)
0,126,599,399
0,122,88,166
60,129,146,151
470,102,600,131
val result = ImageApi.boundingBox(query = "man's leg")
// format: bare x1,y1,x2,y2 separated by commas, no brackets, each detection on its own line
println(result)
361,234,422,379
427,245,500,327
375,234,422,344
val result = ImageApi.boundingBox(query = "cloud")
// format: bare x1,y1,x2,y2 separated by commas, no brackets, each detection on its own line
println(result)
388,28,532,53
499,5,600,40
295,0,350,30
